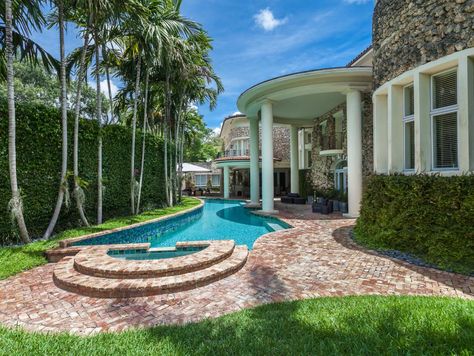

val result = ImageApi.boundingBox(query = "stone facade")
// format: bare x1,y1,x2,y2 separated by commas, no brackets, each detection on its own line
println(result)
373,0,474,89
227,125,290,161
310,103,347,192
309,93,373,192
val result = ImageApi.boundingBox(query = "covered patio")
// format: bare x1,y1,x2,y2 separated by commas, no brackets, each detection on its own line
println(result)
237,67,372,217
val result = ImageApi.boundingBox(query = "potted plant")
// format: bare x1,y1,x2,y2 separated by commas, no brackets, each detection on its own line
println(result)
339,192,348,214
328,189,340,212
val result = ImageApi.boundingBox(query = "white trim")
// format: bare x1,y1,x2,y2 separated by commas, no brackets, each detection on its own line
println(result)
403,84,415,171
430,68,459,171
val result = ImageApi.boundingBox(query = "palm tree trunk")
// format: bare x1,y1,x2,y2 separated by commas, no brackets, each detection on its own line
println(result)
44,0,67,239
163,123,170,206
73,30,90,227
5,0,30,243
102,43,114,124
136,72,149,214
130,55,141,215
95,30,103,224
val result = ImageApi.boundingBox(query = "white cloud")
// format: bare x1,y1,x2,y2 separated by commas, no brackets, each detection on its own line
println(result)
343,0,371,4
99,79,118,98
232,111,242,116
254,8,287,31
212,126,221,135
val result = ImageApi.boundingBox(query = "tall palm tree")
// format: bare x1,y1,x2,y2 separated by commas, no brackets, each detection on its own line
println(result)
5,0,31,243
43,0,68,239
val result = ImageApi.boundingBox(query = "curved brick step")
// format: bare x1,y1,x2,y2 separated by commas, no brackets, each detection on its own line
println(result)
53,246,249,298
73,241,235,279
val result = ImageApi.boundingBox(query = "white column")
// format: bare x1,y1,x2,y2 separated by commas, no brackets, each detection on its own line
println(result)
223,166,230,199
290,125,299,194
414,72,431,171
249,117,260,205
346,90,363,218
373,94,388,173
261,100,276,213
387,85,404,172
458,55,474,171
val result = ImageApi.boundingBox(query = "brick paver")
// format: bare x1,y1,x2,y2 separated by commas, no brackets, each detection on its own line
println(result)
0,202,472,335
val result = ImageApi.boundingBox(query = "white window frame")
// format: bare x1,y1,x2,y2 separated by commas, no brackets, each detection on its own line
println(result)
211,174,220,187
194,174,208,187
403,84,415,171
430,68,459,171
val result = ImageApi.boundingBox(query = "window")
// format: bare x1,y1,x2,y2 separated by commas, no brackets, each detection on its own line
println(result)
403,85,415,170
211,174,220,186
431,70,458,169
195,175,207,186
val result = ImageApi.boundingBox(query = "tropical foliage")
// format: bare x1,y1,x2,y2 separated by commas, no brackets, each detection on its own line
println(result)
1,0,222,243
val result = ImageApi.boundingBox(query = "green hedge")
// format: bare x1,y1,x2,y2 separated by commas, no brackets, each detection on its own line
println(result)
354,174,474,274
0,101,166,244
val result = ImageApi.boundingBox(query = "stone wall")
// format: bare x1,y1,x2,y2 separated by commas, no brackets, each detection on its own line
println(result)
309,93,373,192
373,0,474,89
309,103,346,192
228,126,290,161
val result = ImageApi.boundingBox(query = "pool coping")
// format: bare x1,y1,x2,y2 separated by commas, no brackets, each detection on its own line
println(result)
58,199,205,248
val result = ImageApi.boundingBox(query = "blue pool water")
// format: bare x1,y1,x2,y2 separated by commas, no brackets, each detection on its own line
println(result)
73,199,290,249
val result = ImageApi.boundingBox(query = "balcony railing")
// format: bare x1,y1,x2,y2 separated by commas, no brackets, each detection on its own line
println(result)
217,149,250,158
320,132,343,152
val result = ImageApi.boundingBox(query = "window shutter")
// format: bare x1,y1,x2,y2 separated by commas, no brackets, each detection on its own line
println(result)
433,71,457,109
433,112,458,169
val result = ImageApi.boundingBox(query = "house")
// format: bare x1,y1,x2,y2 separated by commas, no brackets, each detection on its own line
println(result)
181,162,221,194
214,114,291,199
234,0,473,217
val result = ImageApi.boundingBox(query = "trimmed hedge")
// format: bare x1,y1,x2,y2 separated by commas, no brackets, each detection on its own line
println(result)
354,174,474,275
0,101,166,244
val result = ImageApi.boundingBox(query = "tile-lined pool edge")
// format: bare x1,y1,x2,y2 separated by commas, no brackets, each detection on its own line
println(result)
60,199,205,248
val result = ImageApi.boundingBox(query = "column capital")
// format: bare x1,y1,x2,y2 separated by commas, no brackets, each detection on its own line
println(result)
342,88,362,96
258,98,275,107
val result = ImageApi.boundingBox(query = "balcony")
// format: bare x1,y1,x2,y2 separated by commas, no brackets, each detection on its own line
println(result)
319,132,344,156
217,149,250,159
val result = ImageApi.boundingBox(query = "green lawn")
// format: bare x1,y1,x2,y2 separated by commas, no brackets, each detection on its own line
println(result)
0,197,201,280
0,296,473,355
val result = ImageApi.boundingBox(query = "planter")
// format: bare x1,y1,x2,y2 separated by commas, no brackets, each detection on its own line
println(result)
330,200,340,212
339,202,348,214
312,202,322,213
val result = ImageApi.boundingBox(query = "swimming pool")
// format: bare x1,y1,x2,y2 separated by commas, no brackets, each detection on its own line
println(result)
72,199,290,249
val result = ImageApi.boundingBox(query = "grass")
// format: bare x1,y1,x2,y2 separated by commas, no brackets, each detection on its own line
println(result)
0,296,473,355
0,197,201,280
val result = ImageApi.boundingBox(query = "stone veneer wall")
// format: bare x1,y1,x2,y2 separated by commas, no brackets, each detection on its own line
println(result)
310,103,347,192
373,0,474,88
228,126,290,161
309,93,373,191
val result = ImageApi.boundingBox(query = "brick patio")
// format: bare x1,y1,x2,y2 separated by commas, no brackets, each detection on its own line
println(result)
0,202,472,335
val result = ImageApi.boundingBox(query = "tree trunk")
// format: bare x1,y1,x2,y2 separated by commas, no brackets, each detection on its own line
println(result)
95,31,103,224
44,1,67,239
102,43,114,125
130,55,141,215
5,0,30,243
163,123,170,206
136,72,149,214
73,30,90,227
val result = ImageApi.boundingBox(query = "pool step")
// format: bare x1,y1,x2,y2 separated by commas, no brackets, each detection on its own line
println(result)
53,246,248,298
73,241,236,279
266,222,286,232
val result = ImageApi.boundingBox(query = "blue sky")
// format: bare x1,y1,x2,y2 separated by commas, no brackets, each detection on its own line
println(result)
31,0,373,132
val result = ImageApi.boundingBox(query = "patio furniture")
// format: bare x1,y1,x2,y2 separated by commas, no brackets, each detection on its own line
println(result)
281,193,307,205
312,198,333,214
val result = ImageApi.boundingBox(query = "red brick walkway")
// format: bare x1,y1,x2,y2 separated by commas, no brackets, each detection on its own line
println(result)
0,203,472,335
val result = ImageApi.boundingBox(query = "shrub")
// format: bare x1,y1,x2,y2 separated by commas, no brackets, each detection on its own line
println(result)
354,174,474,274
0,101,166,244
